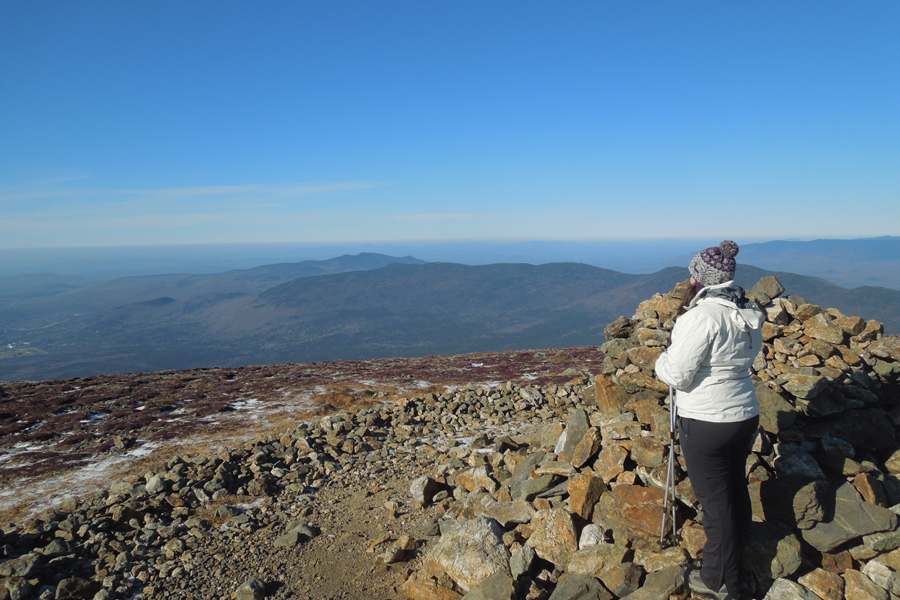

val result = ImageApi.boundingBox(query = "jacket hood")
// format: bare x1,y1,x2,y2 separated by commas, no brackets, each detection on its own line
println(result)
689,281,766,331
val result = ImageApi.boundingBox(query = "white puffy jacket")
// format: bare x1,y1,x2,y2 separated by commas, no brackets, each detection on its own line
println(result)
655,281,766,423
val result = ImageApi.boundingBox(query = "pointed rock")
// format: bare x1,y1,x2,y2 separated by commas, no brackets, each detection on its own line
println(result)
526,508,579,569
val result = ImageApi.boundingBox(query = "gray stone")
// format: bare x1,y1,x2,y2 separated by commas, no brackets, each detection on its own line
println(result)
424,516,511,592
761,578,821,600
481,499,535,528
558,409,590,464
511,474,558,501
145,474,166,495
216,504,242,519
273,522,318,547
802,480,898,552
861,561,896,592
753,276,785,301
605,317,635,340
548,574,612,600
41,539,75,559
235,577,266,600
774,443,826,480
756,382,799,434
510,545,535,579
578,524,605,549
0,553,40,578
743,521,802,580
620,565,684,600
566,544,629,578
461,570,515,600
410,476,441,508
55,577,95,599
3,577,34,600
751,477,827,530
782,374,829,399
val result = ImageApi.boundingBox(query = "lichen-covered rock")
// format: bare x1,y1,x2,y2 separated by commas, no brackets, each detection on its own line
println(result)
424,517,511,593
526,508,578,569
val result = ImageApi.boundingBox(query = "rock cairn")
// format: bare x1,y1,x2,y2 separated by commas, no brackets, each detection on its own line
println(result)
2,276,900,600
403,277,900,600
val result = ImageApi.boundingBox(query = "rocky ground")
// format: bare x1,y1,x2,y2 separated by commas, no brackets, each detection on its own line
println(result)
0,347,601,524
4,276,900,600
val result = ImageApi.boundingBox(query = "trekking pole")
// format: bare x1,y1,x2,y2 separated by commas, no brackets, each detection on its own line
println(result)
660,385,677,545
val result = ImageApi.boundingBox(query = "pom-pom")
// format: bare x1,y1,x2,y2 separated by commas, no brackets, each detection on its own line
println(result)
720,240,739,259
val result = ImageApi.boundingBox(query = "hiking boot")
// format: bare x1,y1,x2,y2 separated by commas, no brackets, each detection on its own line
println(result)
687,568,734,600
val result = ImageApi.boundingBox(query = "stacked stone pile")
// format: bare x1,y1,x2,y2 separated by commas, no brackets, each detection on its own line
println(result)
402,277,900,600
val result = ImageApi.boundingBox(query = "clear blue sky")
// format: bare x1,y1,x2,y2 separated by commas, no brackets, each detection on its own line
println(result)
1,2,898,248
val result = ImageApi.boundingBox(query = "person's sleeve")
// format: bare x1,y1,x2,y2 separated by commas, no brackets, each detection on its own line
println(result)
654,311,715,391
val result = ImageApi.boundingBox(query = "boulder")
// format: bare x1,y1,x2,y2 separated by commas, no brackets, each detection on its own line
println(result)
411,476,442,508
526,508,579,568
805,314,846,345
567,474,606,520
762,578,823,600
593,444,628,484
843,568,889,600
796,568,843,600
547,574,612,600
509,545,535,579
604,317,635,340
481,499,535,528
801,480,898,552
595,376,630,418
235,577,267,600
460,571,515,600
558,410,590,464
743,520,803,580
619,565,684,600
593,485,669,543
457,466,499,493
425,517,511,593
756,383,799,434
565,544,629,579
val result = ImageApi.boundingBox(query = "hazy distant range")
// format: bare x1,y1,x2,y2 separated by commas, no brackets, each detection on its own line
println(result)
2,251,899,382
4,236,900,290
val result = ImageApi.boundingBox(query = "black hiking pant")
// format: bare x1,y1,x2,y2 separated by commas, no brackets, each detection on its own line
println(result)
678,415,759,597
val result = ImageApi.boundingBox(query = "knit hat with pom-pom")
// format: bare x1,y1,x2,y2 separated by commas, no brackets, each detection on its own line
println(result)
689,240,739,286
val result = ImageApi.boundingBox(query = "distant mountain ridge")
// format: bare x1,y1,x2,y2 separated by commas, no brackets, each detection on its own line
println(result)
2,256,899,382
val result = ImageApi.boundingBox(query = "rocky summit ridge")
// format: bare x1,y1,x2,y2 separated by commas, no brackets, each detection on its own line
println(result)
2,277,900,600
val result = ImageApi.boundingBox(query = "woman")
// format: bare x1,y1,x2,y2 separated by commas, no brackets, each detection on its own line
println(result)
655,240,765,600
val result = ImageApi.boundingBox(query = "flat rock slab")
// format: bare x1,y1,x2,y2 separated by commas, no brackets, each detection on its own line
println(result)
802,480,898,552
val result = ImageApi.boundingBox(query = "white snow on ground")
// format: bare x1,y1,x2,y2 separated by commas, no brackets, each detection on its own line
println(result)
0,441,158,515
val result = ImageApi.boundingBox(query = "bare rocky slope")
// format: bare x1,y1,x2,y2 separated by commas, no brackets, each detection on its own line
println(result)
2,278,900,600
